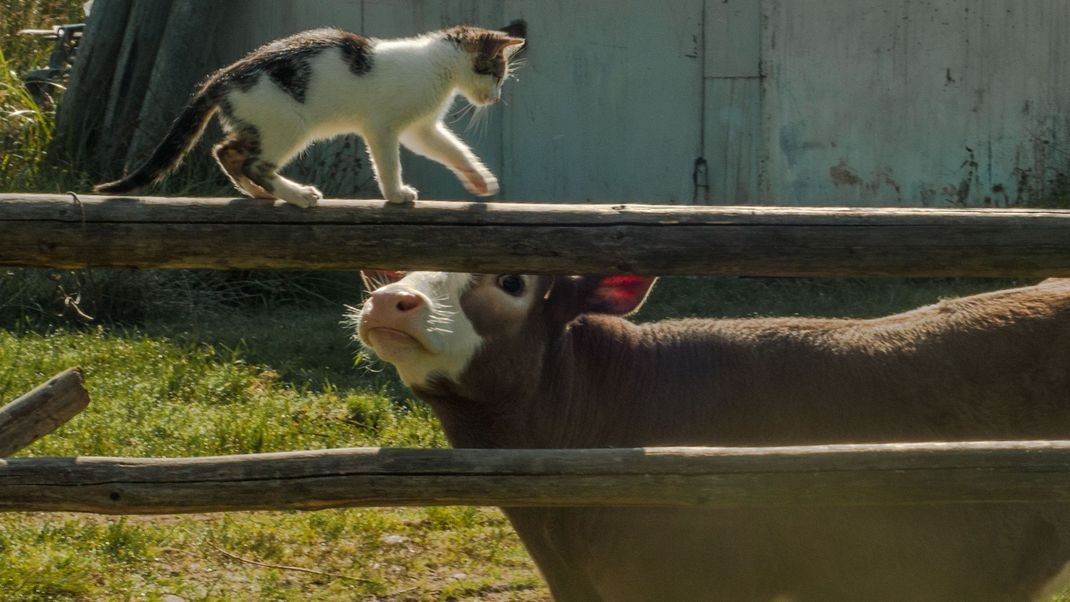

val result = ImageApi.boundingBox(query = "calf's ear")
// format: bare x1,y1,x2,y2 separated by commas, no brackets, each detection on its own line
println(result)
580,275,657,316
361,270,405,292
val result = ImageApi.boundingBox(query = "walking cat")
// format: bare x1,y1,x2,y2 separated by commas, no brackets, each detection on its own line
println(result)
95,23,526,207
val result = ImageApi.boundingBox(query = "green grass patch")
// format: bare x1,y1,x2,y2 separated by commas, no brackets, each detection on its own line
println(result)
0,308,442,457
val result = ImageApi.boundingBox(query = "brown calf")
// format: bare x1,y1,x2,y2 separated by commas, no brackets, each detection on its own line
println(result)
355,273,1070,601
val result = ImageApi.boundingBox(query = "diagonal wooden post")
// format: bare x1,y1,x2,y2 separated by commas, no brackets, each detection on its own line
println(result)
0,368,90,457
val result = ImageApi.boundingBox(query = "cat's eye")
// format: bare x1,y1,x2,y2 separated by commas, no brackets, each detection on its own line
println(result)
497,274,525,296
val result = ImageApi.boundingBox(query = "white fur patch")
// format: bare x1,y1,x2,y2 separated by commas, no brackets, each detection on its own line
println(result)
358,272,482,388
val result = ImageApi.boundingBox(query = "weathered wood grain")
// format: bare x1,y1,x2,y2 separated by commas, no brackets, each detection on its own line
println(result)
2,442,1070,514
2,194,1070,276
0,369,90,458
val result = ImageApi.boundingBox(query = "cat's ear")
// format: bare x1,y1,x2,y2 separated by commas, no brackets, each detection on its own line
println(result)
500,19,527,41
502,36,525,52
488,35,525,59
484,21,526,58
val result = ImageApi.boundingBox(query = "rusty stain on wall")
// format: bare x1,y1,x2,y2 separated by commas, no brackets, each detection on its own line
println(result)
830,160,864,187
763,0,1070,207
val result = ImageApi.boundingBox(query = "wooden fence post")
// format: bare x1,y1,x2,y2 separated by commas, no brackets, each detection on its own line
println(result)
0,368,90,457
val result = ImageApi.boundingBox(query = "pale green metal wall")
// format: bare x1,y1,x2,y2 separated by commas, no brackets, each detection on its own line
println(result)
204,1,1070,206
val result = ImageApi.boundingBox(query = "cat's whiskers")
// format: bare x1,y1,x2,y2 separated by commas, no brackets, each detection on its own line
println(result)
465,105,492,138
505,58,527,80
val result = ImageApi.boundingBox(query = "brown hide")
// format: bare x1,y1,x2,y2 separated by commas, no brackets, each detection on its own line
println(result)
400,277,1070,601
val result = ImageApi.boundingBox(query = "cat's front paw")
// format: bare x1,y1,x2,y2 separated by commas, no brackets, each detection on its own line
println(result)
386,185,418,204
460,168,499,197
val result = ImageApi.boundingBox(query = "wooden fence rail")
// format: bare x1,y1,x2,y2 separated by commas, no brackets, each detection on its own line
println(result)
4,193,1070,276
3,442,1070,514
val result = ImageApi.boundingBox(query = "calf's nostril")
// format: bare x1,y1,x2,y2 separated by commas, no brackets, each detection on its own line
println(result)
395,294,422,313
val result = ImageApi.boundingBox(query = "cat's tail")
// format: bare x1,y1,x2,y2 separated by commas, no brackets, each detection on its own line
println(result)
93,88,220,195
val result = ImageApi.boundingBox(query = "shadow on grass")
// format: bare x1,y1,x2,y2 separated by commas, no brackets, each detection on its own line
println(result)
144,302,410,398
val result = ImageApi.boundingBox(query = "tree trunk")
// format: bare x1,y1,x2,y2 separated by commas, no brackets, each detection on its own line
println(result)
125,0,227,167
54,0,228,182
53,0,134,172
99,0,176,164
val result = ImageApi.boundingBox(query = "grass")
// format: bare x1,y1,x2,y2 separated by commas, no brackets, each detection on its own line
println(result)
0,46,56,190
0,0,89,190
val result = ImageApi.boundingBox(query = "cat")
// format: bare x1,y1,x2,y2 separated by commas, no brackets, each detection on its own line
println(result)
94,22,526,207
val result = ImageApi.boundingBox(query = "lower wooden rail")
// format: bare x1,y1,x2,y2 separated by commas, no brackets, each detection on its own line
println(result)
3,441,1070,514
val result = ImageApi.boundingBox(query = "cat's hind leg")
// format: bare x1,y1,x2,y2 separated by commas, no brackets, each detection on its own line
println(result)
213,135,275,199
400,122,498,197
237,130,323,209
241,160,323,209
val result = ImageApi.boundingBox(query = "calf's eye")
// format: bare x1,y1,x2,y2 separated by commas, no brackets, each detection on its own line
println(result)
496,274,525,296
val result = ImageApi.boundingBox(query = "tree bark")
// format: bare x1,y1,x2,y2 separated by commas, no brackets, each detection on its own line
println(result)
53,0,228,178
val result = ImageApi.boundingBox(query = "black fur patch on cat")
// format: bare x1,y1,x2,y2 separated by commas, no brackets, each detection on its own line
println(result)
230,126,279,196
217,97,236,119
444,24,523,80
213,29,373,103
212,120,279,197
267,57,314,103
338,31,373,75
474,54,506,79
231,71,259,94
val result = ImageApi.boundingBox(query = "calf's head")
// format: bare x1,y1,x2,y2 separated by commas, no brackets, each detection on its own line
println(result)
353,272,656,397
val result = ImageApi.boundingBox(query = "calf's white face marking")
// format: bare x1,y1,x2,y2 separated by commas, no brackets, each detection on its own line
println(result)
356,272,538,387
355,272,653,389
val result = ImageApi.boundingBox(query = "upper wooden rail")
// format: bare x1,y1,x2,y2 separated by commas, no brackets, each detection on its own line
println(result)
3,441,1070,514
4,193,1070,276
